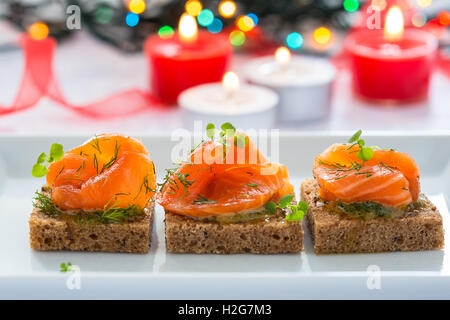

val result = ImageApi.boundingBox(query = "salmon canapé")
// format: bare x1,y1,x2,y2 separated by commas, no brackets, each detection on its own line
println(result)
46,134,156,211
313,143,420,208
157,134,294,218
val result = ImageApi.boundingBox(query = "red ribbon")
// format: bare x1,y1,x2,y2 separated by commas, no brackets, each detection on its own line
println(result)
0,35,164,118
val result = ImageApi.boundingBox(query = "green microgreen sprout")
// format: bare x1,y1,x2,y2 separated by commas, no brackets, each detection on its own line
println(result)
60,262,73,273
205,122,248,163
347,129,375,162
32,143,64,178
234,133,249,148
264,194,308,221
322,130,396,181
206,122,248,148
159,122,247,197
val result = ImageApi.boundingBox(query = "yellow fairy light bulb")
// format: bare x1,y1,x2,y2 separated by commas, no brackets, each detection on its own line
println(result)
371,0,386,11
28,22,49,41
236,15,254,32
128,0,146,14
179,13,198,43
416,0,432,8
313,27,331,45
222,71,240,95
384,6,404,41
219,1,237,18
185,0,202,17
411,13,426,27
275,47,291,66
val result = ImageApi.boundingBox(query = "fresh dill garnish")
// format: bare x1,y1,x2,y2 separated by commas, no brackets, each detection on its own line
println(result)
320,131,394,181
33,191,144,224
53,165,65,183
33,191,60,216
264,194,308,221
93,153,99,174
100,141,119,174
96,198,142,224
193,194,217,204
90,135,102,154
74,161,86,176
158,168,195,196
379,162,396,172
93,175,109,187
115,192,131,196
135,173,156,200
31,143,64,178
159,122,246,196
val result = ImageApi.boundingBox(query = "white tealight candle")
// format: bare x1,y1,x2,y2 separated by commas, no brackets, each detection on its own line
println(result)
244,47,336,123
178,72,278,129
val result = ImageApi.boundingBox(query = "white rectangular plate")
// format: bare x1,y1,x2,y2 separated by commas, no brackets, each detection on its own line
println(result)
0,132,449,299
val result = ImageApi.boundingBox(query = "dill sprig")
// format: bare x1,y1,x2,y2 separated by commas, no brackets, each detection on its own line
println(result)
96,198,142,224
158,168,196,196
159,122,245,197
193,194,217,204
100,141,119,174
379,161,396,172
90,135,102,154
319,131,399,182
93,153,99,174
33,191,144,224
135,173,156,200
33,191,60,216
74,161,86,177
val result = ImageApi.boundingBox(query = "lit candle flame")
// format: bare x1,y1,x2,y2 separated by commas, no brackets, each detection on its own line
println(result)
384,6,404,41
275,47,291,66
178,13,198,43
28,22,49,41
222,71,240,97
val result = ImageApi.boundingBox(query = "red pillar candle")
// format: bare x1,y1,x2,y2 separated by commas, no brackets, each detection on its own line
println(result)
145,14,232,104
346,6,438,103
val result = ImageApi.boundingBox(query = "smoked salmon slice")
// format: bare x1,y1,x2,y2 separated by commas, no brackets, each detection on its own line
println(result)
157,134,293,218
313,143,420,208
46,134,156,211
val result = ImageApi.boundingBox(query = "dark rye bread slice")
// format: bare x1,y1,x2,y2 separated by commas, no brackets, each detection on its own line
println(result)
29,193,154,254
301,178,444,254
165,208,303,254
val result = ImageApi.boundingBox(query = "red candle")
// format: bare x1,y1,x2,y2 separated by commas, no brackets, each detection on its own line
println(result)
346,6,438,103
145,14,232,104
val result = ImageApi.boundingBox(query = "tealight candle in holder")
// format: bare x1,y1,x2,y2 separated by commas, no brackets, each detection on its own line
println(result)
345,6,438,103
145,14,232,104
178,72,278,129
244,47,336,123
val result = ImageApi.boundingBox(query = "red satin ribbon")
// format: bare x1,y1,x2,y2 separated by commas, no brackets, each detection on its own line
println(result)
0,35,164,118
